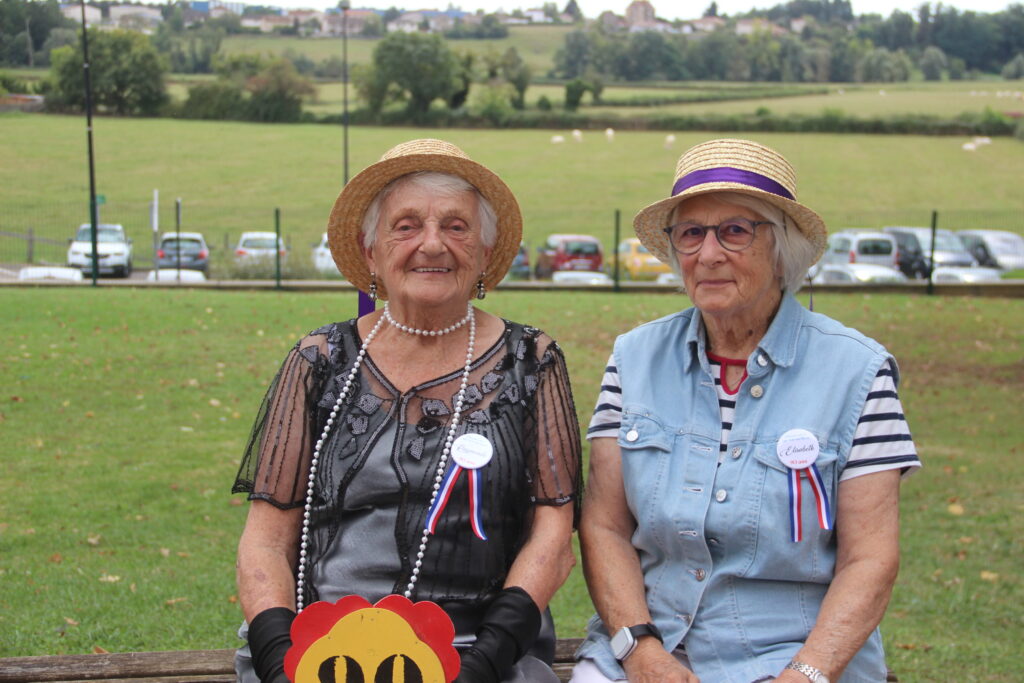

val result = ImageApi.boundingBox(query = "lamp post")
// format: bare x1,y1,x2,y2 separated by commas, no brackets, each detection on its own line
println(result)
80,0,100,286
339,0,350,185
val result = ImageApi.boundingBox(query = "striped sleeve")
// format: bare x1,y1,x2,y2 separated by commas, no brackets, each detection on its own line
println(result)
587,354,621,440
840,360,921,482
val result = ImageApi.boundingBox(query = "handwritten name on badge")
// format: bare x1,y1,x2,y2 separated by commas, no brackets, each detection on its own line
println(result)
451,433,493,470
776,428,820,470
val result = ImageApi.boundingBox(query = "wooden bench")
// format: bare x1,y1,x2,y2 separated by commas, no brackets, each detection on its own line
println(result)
1,639,584,683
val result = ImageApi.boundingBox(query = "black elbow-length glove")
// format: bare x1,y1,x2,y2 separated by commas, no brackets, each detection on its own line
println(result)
455,587,542,683
247,606,296,683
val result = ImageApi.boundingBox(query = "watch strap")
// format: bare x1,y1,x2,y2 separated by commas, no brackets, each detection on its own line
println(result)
611,622,663,661
785,660,829,683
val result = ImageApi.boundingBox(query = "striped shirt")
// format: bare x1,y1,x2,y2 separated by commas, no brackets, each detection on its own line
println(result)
588,355,920,481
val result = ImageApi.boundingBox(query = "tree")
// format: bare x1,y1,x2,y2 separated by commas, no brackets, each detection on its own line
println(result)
500,47,531,109
563,0,583,23
1003,53,1024,79
564,77,586,110
704,2,718,17
919,46,947,81
47,29,168,115
0,0,72,67
857,47,911,82
371,32,458,115
245,58,315,122
553,29,591,78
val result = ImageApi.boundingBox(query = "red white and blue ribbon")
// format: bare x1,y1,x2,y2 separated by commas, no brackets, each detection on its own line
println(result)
787,463,833,542
425,464,487,541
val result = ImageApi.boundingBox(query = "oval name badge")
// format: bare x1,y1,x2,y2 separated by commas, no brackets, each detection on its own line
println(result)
451,433,493,470
776,428,819,470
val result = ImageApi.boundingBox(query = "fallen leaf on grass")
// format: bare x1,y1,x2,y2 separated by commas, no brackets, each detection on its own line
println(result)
84,411,95,418
87,534,102,546
98,574,121,583
159,548,171,558
64,617,79,626
947,503,965,516
180,426,194,432
958,536,974,544
229,498,243,506
980,571,999,582
130,583,137,593
49,553,62,563
176,552,190,558
227,595,238,604
93,646,109,654
10,396,24,402
895,643,933,651
209,398,221,407
165,597,188,606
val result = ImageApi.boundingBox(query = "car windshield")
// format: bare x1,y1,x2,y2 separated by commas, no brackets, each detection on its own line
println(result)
988,235,1024,256
857,239,893,255
932,232,966,251
241,237,279,249
75,226,124,243
565,241,598,255
161,238,203,252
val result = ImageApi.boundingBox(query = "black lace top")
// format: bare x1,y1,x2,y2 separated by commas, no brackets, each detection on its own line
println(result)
233,318,582,610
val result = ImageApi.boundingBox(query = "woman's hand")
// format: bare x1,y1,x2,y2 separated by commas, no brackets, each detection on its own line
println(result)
622,640,700,683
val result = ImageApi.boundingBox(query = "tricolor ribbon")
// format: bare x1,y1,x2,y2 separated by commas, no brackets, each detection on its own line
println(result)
787,463,833,542
425,464,487,541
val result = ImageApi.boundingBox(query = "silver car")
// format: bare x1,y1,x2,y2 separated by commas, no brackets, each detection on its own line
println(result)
883,226,976,273
957,230,1024,271
66,223,133,277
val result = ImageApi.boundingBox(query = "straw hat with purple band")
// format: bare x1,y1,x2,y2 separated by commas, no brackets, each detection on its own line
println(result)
327,139,522,301
633,138,828,266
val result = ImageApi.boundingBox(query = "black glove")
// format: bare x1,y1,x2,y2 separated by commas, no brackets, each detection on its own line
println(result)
247,606,296,683
454,587,541,683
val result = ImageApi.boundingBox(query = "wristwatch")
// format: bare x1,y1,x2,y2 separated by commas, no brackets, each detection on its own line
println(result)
609,622,663,661
785,661,831,683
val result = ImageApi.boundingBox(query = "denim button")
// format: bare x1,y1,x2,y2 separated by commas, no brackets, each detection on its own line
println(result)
677,613,691,624
750,384,764,398
694,568,706,581
731,447,742,459
757,354,768,367
715,489,727,502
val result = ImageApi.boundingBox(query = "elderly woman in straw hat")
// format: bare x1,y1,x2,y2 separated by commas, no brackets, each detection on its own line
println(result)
232,139,581,683
571,139,920,683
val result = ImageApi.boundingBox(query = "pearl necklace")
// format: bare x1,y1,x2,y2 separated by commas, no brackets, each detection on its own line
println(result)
383,300,472,336
295,302,477,611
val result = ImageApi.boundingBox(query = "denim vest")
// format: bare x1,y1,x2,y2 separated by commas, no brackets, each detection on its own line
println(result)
577,296,894,683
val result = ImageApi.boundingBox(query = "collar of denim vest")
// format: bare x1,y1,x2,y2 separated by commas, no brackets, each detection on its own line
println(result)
685,294,802,373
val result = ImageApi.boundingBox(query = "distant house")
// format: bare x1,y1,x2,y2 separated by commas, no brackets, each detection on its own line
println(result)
240,14,293,32
688,15,725,32
597,10,625,31
60,3,102,27
109,4,163,31
324,8,380,36
524,8,552,23
790,17,808,33
734,18,787,36
386,9,460,33
625,0,655,24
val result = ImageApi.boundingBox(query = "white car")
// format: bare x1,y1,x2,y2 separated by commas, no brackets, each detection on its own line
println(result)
551,270,613,286
66,223,133,277
957,230,1024,271
931,266,1002,283
810,263,908,285
234,231,287,265
312,232,336,274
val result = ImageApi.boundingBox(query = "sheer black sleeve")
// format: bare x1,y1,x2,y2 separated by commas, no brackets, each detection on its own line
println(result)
232,333,332,509
528,335,583,527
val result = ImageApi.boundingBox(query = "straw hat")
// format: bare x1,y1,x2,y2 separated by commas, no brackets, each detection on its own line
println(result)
327,139,522,299
634,138,827,265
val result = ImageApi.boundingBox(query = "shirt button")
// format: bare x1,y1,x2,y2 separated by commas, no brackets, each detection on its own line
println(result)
694,568,706,581
625,429,639,442
749,384,764,398
715,489,727,502
731,447,742,459
677,613,691,624
757,354,768,367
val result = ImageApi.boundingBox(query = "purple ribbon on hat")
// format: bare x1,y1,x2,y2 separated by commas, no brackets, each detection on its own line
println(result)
672,167,795,201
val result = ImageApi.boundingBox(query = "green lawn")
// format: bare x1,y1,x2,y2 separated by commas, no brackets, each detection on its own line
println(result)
0,288,1021,682
2,116,1022,269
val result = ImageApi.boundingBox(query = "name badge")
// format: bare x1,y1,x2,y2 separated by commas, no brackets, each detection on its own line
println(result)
776,428,819,470
451,433,493,470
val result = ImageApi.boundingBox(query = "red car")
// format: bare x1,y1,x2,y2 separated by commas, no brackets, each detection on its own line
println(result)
534,234,604,279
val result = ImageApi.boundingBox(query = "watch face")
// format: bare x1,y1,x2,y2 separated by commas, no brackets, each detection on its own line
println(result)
610,627,636,660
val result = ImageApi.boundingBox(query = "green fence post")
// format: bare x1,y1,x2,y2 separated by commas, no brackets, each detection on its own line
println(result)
927,210,938,296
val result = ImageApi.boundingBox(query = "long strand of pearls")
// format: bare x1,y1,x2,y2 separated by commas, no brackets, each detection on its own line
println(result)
295,303,477,611
383,300,472,336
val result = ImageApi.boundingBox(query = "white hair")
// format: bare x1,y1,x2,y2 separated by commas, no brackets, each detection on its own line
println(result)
667,191,818,294
361,171,498,249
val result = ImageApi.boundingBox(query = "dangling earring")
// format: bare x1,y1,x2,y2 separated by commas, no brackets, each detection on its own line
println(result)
369,272,378,302
476,273,486,300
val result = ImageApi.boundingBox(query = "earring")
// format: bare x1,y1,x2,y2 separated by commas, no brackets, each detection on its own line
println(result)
369,272,378,302
476,273,486,300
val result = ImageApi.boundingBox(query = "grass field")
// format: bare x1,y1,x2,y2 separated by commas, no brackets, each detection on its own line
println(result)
1,287,1021,682
2,115,1022,269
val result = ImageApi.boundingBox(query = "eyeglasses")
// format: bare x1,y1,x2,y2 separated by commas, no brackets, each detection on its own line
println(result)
662,218,773,255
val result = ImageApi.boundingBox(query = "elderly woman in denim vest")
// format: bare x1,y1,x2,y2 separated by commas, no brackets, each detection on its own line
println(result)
571,139,921,683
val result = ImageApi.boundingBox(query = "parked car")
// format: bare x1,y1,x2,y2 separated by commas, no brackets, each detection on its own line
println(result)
508,243,531,280
957,230,1024,271
534,234,603,279
616,237,670,279
66,223,133,277
551,270,613,286
822,230,899,270
884,226,976,277
234,231,287,265
931,266,1002,283
883,228,928,279
810,263,908,285
312,232,335,274
146,268,207,283
156,232,209,274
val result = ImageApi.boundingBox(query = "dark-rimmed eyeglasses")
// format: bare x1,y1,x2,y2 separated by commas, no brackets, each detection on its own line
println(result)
663,218,773,255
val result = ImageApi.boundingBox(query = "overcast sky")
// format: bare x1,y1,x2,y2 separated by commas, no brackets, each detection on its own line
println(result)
259,0,1017,19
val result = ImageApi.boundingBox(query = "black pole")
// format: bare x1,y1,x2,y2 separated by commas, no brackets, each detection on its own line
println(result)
80,1,99,287
927,210,938,295
274,207,282,290
613,209,621,292
175,198,182,282
342,1,350,185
